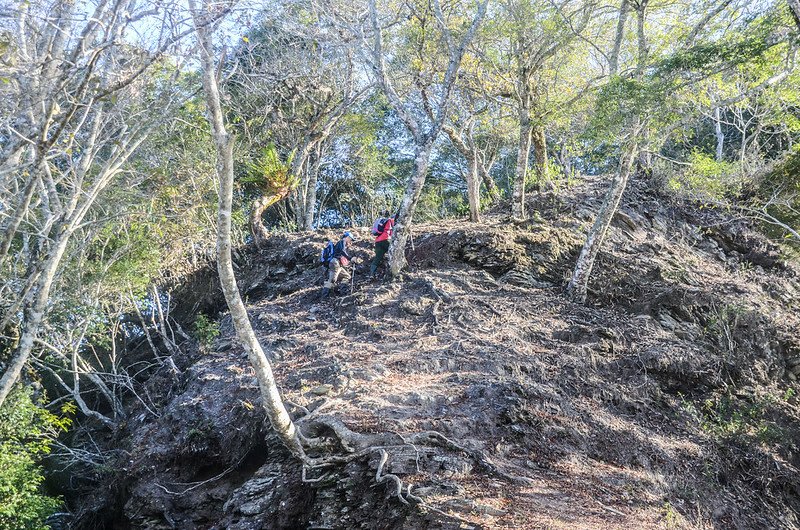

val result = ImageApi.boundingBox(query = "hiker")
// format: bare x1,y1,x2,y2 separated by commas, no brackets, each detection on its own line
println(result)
369,210,396,279
321,231,358,298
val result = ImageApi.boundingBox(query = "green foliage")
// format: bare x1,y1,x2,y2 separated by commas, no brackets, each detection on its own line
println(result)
193,314,220,348
668,150,740,199
0,386,74,530
242,143,296,192
680,390,786,445
525,161,576,192
587,77,656,142
662,501,681,529
759,145,800,242
656,27,779,78
85,222,163,299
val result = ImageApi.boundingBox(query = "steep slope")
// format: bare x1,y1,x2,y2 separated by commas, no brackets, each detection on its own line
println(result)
70,175,800,529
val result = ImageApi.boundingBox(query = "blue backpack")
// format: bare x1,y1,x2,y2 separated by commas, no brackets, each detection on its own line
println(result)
320,240,334,265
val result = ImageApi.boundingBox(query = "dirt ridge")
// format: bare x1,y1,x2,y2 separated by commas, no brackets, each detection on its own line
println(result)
68,177,800,529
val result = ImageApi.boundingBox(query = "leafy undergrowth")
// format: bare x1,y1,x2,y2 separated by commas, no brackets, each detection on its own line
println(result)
68,175,800,529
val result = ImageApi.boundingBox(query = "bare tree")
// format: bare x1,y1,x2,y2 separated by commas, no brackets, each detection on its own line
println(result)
352,0,488,277
190,0,305,458
0,1,197,407
225,12,366,236
503,0,594,220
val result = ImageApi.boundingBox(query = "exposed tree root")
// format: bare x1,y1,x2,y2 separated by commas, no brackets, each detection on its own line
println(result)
295,412,534,516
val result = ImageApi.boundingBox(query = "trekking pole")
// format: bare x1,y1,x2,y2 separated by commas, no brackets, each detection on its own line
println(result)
350,262,355,294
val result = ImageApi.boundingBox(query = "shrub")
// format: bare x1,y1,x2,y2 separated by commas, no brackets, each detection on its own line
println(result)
668,150,740,199
193,314,220,348
0,386,74,530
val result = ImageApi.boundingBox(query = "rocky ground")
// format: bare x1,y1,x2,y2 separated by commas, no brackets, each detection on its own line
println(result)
66,174,800,529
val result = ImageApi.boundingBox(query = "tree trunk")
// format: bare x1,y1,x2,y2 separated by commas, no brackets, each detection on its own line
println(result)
531,123,548,184
714,106,725,161
634,1,649,76
478,160,500,199
387,145,433,278
0,230,72,407
442,124,490,215
559,143,573,179
609,0,630,75
512,110,532,220
251,193,287,248
192,2,304,459
303,145,321,231
789,0,800,30
466,154,480,222
0,173,38,259
566,135,639,304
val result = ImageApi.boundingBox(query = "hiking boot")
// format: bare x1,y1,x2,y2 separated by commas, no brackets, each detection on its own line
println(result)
320,287,330,299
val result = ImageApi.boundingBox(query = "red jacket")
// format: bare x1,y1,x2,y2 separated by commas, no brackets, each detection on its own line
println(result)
375,218,394,243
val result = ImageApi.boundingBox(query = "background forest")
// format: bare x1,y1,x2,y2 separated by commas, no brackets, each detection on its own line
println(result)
1,0,800,528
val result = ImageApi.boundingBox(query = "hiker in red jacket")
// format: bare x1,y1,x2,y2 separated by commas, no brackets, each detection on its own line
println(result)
369,211,396,279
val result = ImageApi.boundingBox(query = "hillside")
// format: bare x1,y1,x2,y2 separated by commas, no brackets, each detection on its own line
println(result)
67,175,800,529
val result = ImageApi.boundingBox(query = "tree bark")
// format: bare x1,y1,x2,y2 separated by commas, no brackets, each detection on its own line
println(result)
191,1,305,459
466,154,480,222
567,136,638,304
788,0,800,30
387,145,433,277
609,0,630,75
250,193,285,248
0,174,38,259
442,123,489,220
714,106,725,161
512,109,532,220
0,230,71,407
531,123,548,184
477,156,500,199
302,144,322,231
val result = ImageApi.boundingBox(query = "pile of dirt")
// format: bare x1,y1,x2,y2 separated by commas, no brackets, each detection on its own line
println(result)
65,174,800,529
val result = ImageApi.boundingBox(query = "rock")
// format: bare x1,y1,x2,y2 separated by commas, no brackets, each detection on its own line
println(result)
400,300,425,315
499,268,554,289
309,384,333,396
445,499,507,517
658,313,679,330
785,356,800,368
614,210,639,232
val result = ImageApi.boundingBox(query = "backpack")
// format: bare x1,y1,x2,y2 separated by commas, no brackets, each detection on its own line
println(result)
320,240,334,265
371,217,388,236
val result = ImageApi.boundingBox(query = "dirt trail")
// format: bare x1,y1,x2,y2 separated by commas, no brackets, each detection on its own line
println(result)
70,176,800,529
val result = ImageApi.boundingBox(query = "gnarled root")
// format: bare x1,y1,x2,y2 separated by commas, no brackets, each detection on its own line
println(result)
296,412,534,512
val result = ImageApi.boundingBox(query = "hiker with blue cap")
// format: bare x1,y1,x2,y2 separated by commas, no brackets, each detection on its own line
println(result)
321,231,357,298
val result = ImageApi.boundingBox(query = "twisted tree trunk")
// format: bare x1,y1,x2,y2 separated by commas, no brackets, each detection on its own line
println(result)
191,0,304,459
250,193,283,248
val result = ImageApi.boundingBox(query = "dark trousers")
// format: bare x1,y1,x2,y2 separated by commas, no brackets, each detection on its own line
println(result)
370,240,390,275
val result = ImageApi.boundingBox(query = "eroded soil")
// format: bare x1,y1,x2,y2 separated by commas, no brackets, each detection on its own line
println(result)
69,176,800,529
